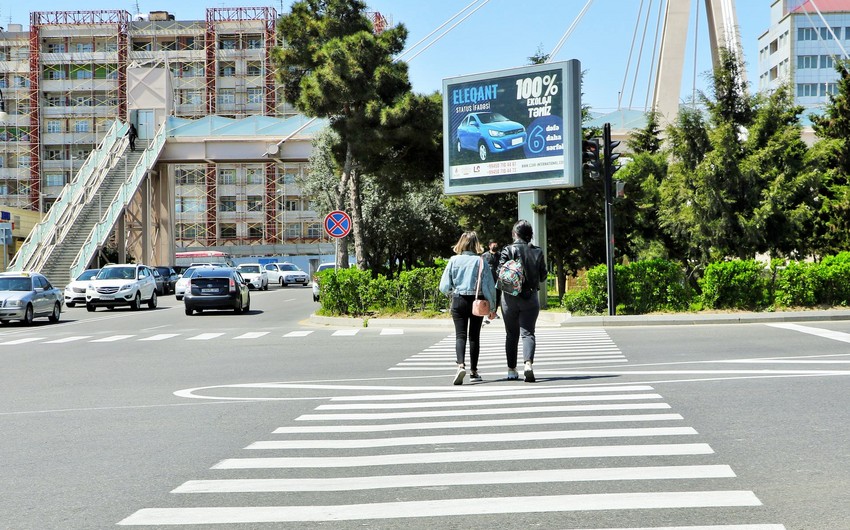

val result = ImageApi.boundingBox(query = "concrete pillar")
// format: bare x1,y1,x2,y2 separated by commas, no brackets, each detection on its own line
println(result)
517,190,547,308
116,215,126,264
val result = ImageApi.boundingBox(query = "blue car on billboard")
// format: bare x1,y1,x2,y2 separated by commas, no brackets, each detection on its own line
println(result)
455,112,527,162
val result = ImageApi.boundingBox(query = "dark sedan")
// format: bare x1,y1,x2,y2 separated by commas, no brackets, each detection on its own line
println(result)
183,268,250,315
155,266,179,294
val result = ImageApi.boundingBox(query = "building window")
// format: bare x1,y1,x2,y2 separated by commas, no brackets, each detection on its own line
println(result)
307,223,321,238
74,120,90,133
247,195,264,212
218,89,235,105
797,83,819,97
283,199,299,211
798,28,817,41
46,149,63,161
247,167,264,184
769,39,778,54
247,88,263,104
176,197,204,213
219,196,237,212
46,120,62,133
75,96,93,107
45,174,65,187
285,223,301,238
820,83,838,97
247,62,263,76
218,169,236,185
820,55,835,69
219,62,236,77
797,55,818,69
220,224,237,238
247,37,263,49
247,223,263,238
47,43,66,53
219,38,237,50
820,27,831,40
180,90,203,105
176,166,205,185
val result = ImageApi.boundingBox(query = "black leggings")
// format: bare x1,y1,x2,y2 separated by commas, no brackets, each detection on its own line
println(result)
450,294,484,371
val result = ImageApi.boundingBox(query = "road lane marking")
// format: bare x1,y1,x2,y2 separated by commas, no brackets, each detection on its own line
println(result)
316,393,663,409
332,329,359,336
331,385,657,401
91,335,136,342
379,328,404,335
212,442,714,469
139,334,180,341
296,402,671,421
767,322,850,343
272,413,684,433
44,336,92,344
173,465,735,493
119,491,760,524
233,332,269,339
187,333,225,341
0,337,44,345
247,427,698,450
284,331,313,337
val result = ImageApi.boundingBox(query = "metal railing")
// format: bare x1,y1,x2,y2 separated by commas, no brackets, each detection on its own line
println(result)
69,122,167,280
8,120,129,271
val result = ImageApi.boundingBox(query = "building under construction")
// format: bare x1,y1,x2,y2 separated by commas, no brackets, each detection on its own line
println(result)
0,7,331,256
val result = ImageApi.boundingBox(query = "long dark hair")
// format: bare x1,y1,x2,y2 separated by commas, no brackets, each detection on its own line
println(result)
512,219,532,243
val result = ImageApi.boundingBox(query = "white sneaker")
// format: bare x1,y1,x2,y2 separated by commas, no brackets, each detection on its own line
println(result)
453,365,466,385
506,368,519,380
524,361,535,383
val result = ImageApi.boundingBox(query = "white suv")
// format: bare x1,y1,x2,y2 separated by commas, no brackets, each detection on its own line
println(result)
236,263,269,290
85,264,158,312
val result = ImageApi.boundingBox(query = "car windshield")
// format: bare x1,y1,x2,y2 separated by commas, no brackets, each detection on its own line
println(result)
478,112,509,124
97,267,136,280
0,277,33,291
280,264,300,271
239,265,260,273
77,270,99,281
317,264,335,272
156,268,172,276
181,267,201,279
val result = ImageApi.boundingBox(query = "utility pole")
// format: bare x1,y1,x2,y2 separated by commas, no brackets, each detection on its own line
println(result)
602,123,620,316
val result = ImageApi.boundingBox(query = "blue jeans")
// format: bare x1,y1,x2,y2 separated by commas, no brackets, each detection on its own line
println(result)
502,291,540,368
450,294,484,371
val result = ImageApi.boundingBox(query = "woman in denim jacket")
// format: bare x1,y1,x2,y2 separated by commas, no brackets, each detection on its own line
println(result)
439,231,497,385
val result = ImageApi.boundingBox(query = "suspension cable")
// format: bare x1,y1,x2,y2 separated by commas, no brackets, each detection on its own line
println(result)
644,0,665,111
548,0,594,61
692,0,700,107
628,0,654,109
799,0,850,78
619,0,646,110
402,0,492,63
397,0,484,62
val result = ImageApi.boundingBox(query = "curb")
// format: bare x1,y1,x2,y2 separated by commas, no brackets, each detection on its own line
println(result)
309,309,850,329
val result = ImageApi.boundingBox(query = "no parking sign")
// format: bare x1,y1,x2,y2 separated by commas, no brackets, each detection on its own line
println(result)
323,210,351,238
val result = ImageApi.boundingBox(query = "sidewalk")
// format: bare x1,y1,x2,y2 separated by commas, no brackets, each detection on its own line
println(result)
309,308,850,329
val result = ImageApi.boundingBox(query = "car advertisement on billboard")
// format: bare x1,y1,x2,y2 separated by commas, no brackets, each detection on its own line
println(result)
442,60,582,195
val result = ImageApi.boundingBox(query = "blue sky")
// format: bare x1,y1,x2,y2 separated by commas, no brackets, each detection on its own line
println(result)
4,0,768,113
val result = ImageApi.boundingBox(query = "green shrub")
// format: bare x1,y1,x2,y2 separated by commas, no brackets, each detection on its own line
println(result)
817,252,850,306
318,267,374,316
774,261,819,307
398,267,446,313
318,266,447,316
618,259,691,314
699,259,769,310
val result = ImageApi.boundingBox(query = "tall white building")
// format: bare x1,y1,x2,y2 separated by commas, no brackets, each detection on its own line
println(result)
758,0,850,109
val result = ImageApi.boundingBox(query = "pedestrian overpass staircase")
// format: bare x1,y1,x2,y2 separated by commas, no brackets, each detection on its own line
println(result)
8,120,167,288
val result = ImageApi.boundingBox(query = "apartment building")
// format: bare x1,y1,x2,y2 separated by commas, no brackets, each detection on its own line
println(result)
758,0,850,109
0,7,328,253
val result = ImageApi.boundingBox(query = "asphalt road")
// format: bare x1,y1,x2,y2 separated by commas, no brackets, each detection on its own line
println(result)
1,286,849,529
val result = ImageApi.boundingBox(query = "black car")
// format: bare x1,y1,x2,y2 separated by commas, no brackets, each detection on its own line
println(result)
155,266,179,294
184,268,250,315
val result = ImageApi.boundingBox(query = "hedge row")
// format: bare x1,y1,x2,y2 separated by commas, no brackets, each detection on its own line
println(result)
317,252,850,317
563,252,850,314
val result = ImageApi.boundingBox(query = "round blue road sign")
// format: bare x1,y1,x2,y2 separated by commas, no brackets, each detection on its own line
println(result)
324,210,351,238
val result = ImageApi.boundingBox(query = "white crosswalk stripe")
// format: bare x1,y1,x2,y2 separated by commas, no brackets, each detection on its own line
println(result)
119,328,782,528
138,334,180,341
91,335,135,343
187,333,225,341
283,330,314,337
44,336,92,344
233,332,269,339
332,329,359,336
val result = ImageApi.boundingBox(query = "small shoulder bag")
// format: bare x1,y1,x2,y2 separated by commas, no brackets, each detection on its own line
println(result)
472,256,491,317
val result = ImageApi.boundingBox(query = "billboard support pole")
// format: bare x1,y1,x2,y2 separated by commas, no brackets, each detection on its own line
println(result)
518,190,547,308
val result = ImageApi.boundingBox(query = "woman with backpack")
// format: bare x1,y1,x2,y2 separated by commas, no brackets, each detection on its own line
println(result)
498,219,547,382
439,231,497,385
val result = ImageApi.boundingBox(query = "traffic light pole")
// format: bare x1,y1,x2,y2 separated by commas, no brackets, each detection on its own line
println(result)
602,123,616,316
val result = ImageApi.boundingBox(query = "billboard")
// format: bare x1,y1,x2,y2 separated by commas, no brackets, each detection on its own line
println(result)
442,60,582,195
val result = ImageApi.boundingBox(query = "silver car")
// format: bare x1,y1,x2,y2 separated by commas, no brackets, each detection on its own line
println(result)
0,272,63,325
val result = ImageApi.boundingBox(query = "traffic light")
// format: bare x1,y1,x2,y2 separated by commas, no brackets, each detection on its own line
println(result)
605,137,621,179
582,139,601,178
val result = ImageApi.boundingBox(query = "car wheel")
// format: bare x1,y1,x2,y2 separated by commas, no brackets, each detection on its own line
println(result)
0,319,9,325
148,291,157,309
23,304,34,325
184,306,193,316
66,302,75,308
478,141,488,162
279,278,284,287
234,296,243,314
244,293,250,312
263,282,268,291
176,295,183,301
48,303,61,323
86,303,96,312
131,292,142,310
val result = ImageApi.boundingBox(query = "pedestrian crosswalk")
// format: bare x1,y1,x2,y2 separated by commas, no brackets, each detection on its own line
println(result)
0,328,407,346
118,328,783,528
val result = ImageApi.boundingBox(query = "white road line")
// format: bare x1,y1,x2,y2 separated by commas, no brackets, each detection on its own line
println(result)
570,526,785,530
298,402,672,421
118,491,759,525
316,393,663,410
767,322,850,343
91,335,136,343
233,332,269,339
139,334,180,341
173,464,735,493
331,385,656,401
380,328,404,335
213,442,714,469
0,337,44,345
284,331,313,337
247,427,698,449
187,333,225,341
273,414,684,433
43,336,92,344
332,329,359,336
542,369,850,375
395,359,627,368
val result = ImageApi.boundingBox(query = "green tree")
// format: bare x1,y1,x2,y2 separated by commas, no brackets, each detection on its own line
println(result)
273,0,415,270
